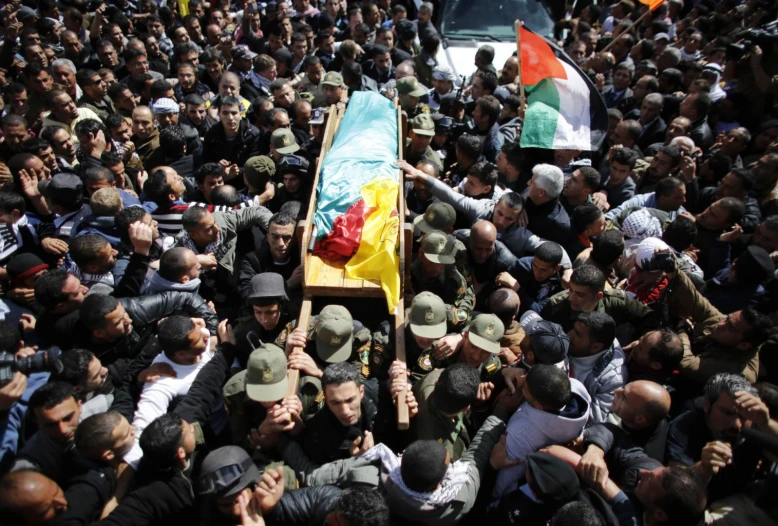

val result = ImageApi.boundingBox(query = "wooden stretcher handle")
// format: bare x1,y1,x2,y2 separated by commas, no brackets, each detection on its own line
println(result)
287,298,313,396
395,297,409,430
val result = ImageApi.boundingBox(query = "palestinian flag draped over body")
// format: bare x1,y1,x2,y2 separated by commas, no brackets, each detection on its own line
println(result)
518,25,608,151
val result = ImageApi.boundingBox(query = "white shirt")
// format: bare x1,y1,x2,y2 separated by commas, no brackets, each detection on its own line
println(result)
124,330,213,468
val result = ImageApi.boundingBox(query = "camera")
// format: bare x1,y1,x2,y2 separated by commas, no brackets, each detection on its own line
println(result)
0,348,63,387
643,251,675,273
727,23,778,62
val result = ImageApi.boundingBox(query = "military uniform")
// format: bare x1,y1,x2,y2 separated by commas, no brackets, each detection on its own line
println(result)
411,257,475,330
233,313,295,366
405,138,444,174
412,368,471,460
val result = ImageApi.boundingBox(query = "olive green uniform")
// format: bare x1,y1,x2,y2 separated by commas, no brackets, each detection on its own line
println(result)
412,368,471,460
410,257,475,331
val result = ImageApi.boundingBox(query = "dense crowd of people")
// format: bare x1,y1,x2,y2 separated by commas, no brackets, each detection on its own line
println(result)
0,0,776,525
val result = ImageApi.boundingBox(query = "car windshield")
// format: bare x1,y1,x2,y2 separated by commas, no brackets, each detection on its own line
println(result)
440,0,555,40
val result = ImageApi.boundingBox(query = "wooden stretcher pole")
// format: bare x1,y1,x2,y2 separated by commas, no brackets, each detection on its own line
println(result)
514,20,526,111
395,99,411,430
287,297,312,396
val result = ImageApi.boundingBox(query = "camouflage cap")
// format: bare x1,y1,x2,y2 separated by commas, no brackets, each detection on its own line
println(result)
397,76,427,97
245,344,288,402
322,71,344,87
411,113,435,136
420,231,456,265
467,314,505,354
243,155,276,189
413,202,456,234
408,291,447,339
271,128,300,155
315,305,354,363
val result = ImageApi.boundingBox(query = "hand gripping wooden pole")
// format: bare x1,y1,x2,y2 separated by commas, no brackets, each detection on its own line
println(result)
287,298,312,396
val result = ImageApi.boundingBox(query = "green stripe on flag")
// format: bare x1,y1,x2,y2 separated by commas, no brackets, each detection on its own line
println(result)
520,79,561,149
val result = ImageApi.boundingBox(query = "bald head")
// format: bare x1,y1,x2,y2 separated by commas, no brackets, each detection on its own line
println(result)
488,287,520,326
396,60,416,79
472,220,497,242
617,380,671,429
0,470,67,524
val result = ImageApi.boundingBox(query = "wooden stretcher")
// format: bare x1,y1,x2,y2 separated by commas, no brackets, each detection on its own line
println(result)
286,100,413,430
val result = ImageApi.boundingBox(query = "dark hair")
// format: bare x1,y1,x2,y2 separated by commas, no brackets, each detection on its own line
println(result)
84,166,115,185
322,362,361,389
488,288,520,326
657,466,707,524
434,363,480,413
337,487,390,526
0,190,26,216
655,176,684,198
741,307,774,347
690,92,711,117
139,413,185,468
400,440,449,492
475,95,501,127
577,167,601,191
159,247,195,282
2,113,27,129
115,207,148,245
535,242,564,266
658,144,682,167
0,321,21,352
620,120,642,144
575,311,616,348
475,70,498,94
150,79,174,100
19,138,49,157
650,328,683,371
194,162,222,185
570,264,606,293
526,364,571,410
158,316,196,356
456,134,483,161
76,412,124,460
269,212,296,229
29,381,77,413
34,269,71,309
421,34,441,55
715,197,745,226
572,204,604,234
611,147,639,169
590,230,625,267
727,167,754,193
107,82,132,102
144,169,174,205
98,152,122,170
55,348,94,387
69,234,109,268
663,215,697,251
501,140,524,171
467,161,498,188
159,126,187,154
210,185,242,206
551,502,606,526
182,205,209,230
184,93,206,107
218,95,242,110
80,294,121,331
74,118,107,139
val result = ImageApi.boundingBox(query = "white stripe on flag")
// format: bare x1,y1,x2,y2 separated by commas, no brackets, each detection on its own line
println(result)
551,62,593,150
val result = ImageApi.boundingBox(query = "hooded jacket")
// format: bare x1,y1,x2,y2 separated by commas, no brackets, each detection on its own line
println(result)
202,119,262,168
142,271,202,295
492,378,591,500
572,344,628,424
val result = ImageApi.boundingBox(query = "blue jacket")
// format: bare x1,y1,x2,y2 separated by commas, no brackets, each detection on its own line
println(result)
508,257,563,314
0,370,49,473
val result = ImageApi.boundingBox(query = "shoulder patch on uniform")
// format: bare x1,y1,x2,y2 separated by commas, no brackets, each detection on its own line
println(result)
486,362,498,374
418,354,433,371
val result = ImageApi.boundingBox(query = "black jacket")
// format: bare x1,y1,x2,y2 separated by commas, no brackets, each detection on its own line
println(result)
202,119,262,168
636,117,667,152
50,467,117,526
239,242,301,297
265,486,342,526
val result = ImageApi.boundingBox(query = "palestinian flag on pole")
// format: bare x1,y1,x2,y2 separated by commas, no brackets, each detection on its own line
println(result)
518,25,608,151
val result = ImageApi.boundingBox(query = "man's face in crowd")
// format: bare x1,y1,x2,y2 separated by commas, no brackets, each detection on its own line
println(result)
532,257,558,283
30,70,54,95
471,75,487,100
305,63,323,84
567,321,598,357
657,184,686,211
3,124,29,151
463,174,490,197
283,173,302,194
666,117,690,142
375,51,391,74
219,77,240,98
647,151,675,179
274,83,296,109
206,59,224,82
252,303,282,331
52,94,79,122
640,100,662,125
567,282,600,312
110,120,133,143
705,391,748,443
268,221,295,262
721,130,748,156
610,122,634,147
461,335,492,367
711,310,751,349
36,146,58,173
178,67,197,90
500,56,519,84
132,109,155,139
469,232,495,264
375,30,393,49
8,89,28,114
115,88,137,112
98,44,119,67
83,355,109,392
612,68,631,91
53,65,76,91
412,162,436,201
89,243,119,274
753,221,778,253
319,34,336,54
200,174,224,202
84,74,108,100
173,26,191,45
716,172,746,199
628,330,662,368
409,130,432,153
157,111,179,129
696,201,731,231
491,201,521,233
100,303,134,342
568,42,587,64
50,128,77,158
219,104,241,134
292,38,308,60
609,160,632,185
631,76,653,102
325,381,363,426
36,396,81,445
191,211,221,247
26,45,48,67
563,169,589,201
187,103,207,126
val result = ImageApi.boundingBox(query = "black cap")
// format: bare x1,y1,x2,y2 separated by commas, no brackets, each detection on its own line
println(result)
197,446,262,497
247,273,289,304
43,173,83,208
277,155,311,181
735,245,775,284
526,452,580,505
431,113,454,134
520,311,569,365
6,253,48,287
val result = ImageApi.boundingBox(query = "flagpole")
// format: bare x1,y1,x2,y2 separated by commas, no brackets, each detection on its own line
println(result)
600,7,656,52
514,20,526,111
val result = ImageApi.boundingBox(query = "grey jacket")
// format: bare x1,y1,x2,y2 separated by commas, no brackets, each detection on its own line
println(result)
280,413,507,526
572,344,628,424
425,176,572,266
175,206,271,273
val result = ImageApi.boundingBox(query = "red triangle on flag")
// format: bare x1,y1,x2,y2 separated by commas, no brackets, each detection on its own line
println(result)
519,26,568,87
